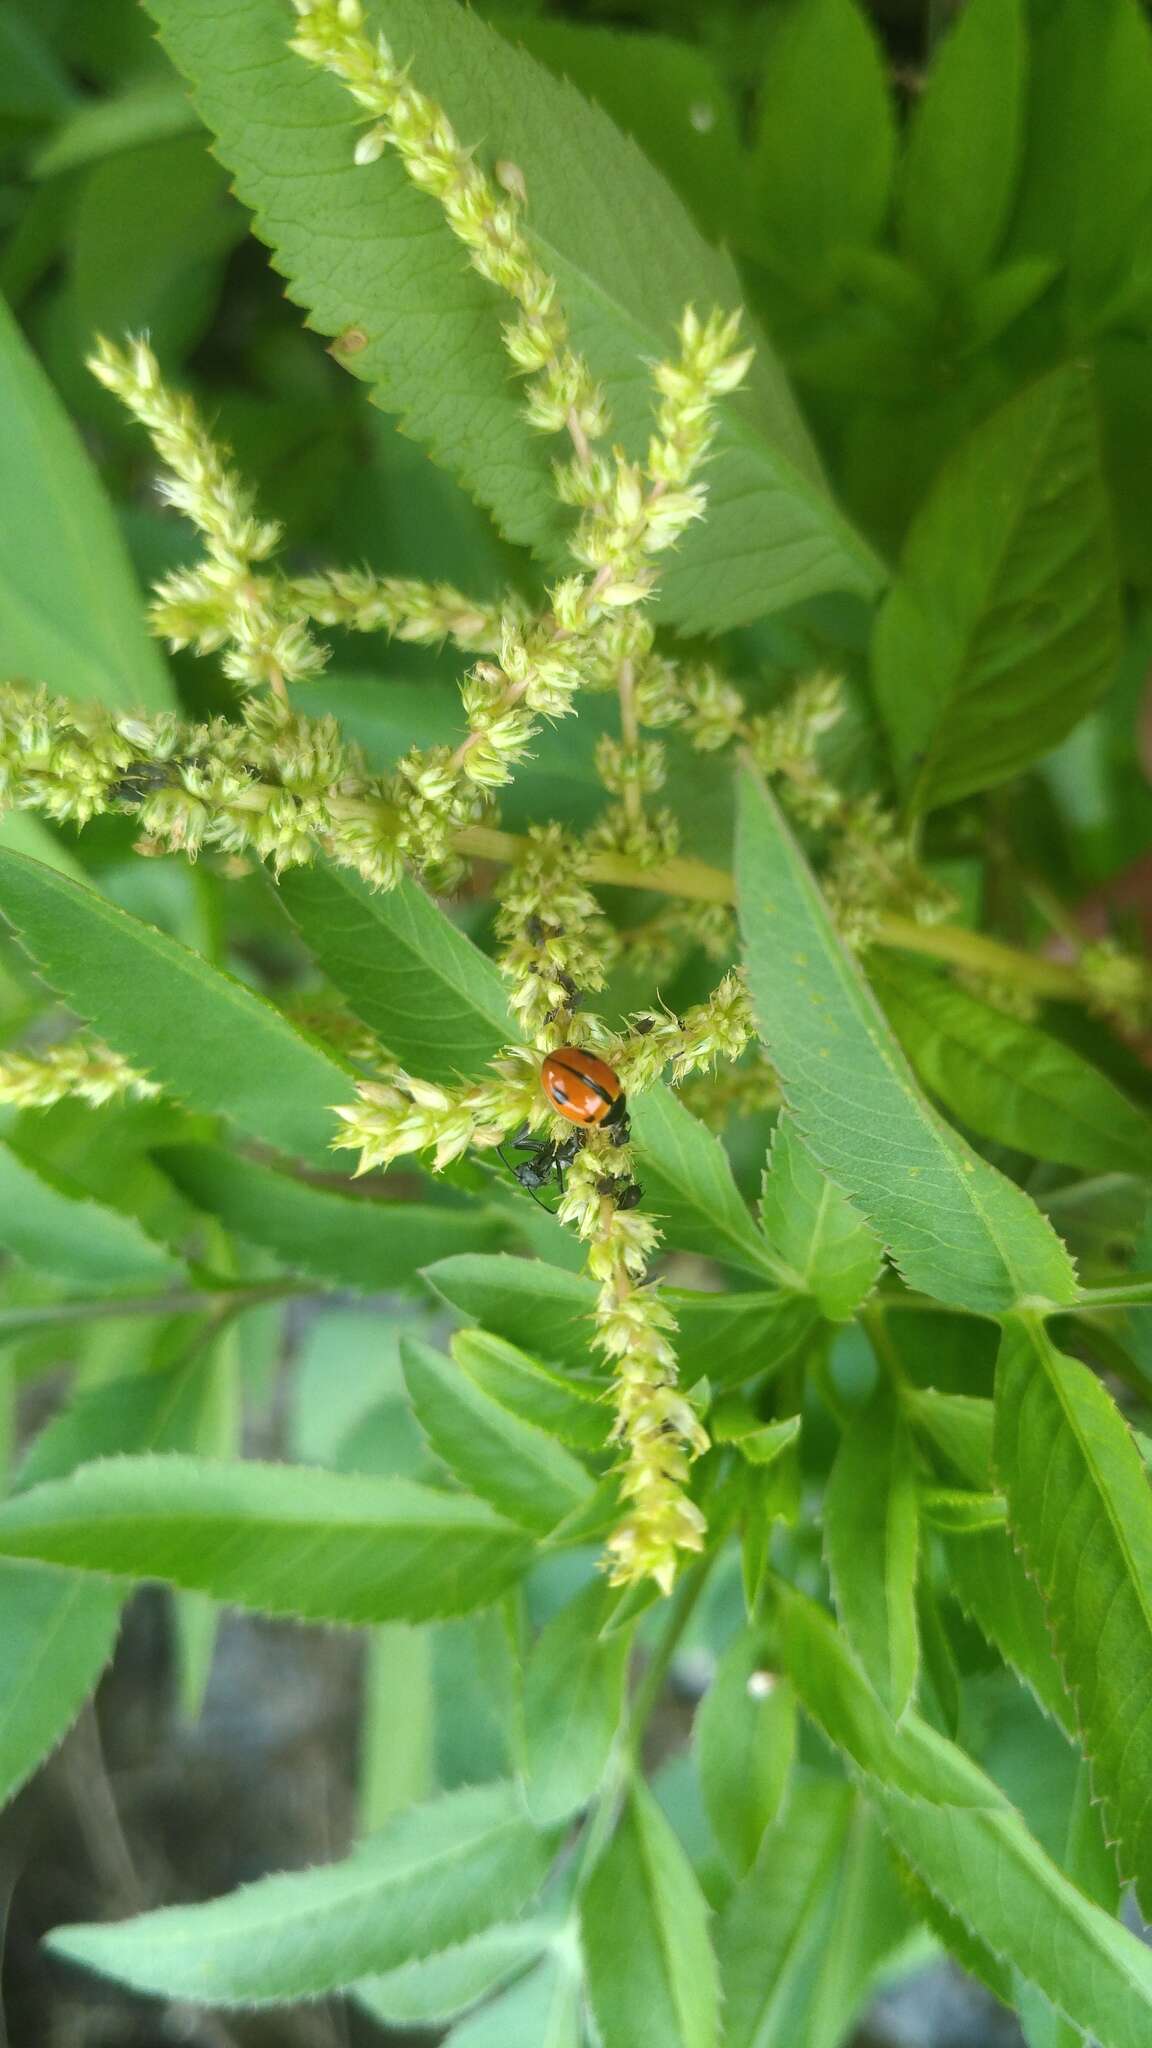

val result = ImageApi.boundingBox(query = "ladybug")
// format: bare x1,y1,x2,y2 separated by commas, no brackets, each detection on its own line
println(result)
540,1046,629,1138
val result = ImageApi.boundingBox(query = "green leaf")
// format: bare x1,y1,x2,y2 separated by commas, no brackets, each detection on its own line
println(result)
896,0,1025,289
442,1950,583,2048
759,1113,881,1318
501,20,744,246
712,1404,802,1470
996,1316,1152,1911
354,1918,553,2029
629,1087,785,1281
0,1138,186,1290
715,1775,853,2048
783,1802,913,2048
18,1346,236,1494
31,76,200,178
522,1580,630,1825
920,1487,1006,1535
1010,0,1152,328
400,1334,593,1535
783,1591,1152,2048
694,1629,796,1876
871,955,1152,1176
824,1383,919,1714
907,1388,995,1490
748,0,895,272
426,1254,817,1390
143,0,881,632
0,1566,121,1812
48,1780,555,2005
451,1328,608,1454
0,851,357,1168
276,864,510,1087
872,367,1122,811
945,1527,1073,1733
581,1777,719,2048
735,767,1079,1314
66,132,241,363
159,1143,498,1291
359,1623,436,1832
0,1455,533,1624
0,294,171,709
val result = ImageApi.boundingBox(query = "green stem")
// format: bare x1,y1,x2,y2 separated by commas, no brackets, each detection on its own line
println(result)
0,1279,308,1338
454,830,1087,1003
1074,1278,1152,1309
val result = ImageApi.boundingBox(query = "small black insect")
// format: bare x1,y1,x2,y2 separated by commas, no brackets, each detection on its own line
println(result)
596,1173,645,1212
497,1123,585,1209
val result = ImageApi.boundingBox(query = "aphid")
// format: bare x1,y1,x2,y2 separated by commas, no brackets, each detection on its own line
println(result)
540,1046,629,1136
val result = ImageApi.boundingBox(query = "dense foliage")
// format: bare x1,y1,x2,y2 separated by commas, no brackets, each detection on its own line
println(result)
3,0,1152,2042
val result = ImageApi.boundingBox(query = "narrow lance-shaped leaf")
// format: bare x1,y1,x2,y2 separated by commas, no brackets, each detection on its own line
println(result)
276,864,511,1087
0,294,171,707
0,1455,533,1625
783,1591,1152,2048
521,1580,631,1825
0,1567,121,1814
0,1138,187,1291
715,1776,853,2048
48,1781,557,2005
144,0,881,631
872,366,1122,812
159,1142,500,1292
996,1316,1152,1914
694,1627,796,1877
353,1918,555,2031
871,954,1152,1177
760,1112,882,1318
629,1086,787,1280
581,1777,719,2048
0,851,358,1168
400,1334,594,1535
748,0,895,271
896,0,1025,288
441,1950,583,2048
823,1382,920,1715
426,1253,817,1391
735,766,1079,1313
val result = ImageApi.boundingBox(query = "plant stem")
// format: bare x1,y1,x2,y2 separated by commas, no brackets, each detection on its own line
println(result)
454,827,1087,1000
0,1279,308,1338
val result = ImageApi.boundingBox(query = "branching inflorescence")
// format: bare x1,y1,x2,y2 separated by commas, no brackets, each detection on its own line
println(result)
1,0,1149,1591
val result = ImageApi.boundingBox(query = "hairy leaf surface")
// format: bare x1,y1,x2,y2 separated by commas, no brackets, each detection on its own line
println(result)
997,1317,1152,1911
735,768,1078,1312
0,851,356,1168
760,1113,882,1318
143,0,882,632
49,1782,555,2004
872,368,1121,811
872,955,1152,1176
0,1455,533,1623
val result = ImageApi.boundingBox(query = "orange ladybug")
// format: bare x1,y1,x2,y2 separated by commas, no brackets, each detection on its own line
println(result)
540,1046,628,1132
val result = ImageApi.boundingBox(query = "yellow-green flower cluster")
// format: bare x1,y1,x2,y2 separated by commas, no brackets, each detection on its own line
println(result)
746,671,846,827
824,795,957,950
555,1148,707,1594
0,1037,158,1110
494,826,619,1045
615,971,756,1089
89,336,327,697
289,0,606,452
287,569,515,652
1077,939,1152,1035
333,1049,541,1174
